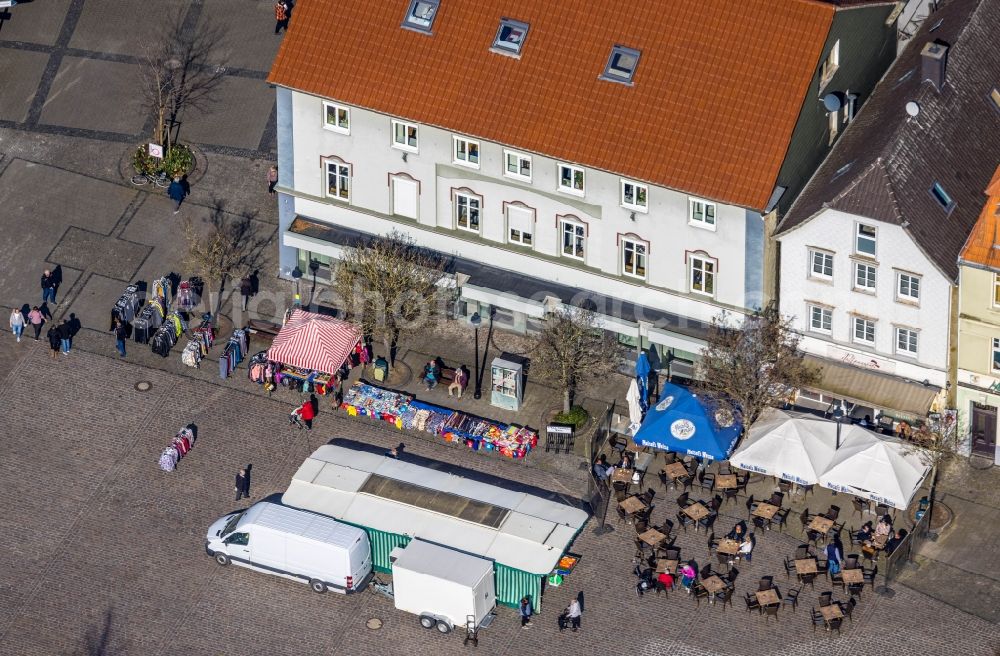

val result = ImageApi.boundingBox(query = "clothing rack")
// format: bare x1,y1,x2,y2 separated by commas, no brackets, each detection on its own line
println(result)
150,311,187,357
181,316,215,368
175,277,203,311
219,329,248,379
110,284,141,328
159,425,196,472
133,298,166,344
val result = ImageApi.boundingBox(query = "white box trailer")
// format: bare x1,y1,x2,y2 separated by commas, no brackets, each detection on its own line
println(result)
389,540,496,633
205,501,372,594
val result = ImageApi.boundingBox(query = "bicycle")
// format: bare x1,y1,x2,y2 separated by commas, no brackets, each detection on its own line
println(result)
368,575,394,600
130,171,171,188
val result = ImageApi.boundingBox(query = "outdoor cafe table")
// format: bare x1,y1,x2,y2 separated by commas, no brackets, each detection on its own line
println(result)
753,503,779,520
638,528,668,547
663,462,689,481
702,575,726,595
611,468,635,484
841,568,864,584
656,559,679,574
682,501,710,522
808,516,834,534
755,589,780,606
619,495,648,515
820,605,844,621
872,533,889,549
717,538,740,556
794,558,818,574
715,474,738,490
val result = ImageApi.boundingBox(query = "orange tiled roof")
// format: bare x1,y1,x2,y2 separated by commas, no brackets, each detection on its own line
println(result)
959,166,1000,271
268,0,836,211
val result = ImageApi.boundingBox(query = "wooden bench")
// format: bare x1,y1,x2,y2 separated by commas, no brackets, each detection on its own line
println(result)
247,319,281,337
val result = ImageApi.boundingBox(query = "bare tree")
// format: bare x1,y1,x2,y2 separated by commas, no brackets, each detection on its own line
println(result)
532,306,623,415
695,303,818,431
333,230,444,367
182,201,272,323
136,8,228,150
908,411,961,536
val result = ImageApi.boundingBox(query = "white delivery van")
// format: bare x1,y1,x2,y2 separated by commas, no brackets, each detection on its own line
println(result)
205,501,372,594
389,540,496,633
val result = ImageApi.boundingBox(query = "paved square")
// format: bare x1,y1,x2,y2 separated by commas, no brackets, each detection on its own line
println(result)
38,57,145,134
0,0,71,47
0,50,48,122
49,227,151,280
204,0,285,72
65,274,135,332
67,0,189,57
174,76,274,150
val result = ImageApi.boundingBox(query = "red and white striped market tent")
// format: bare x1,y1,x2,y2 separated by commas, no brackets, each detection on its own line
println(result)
267,309,361,374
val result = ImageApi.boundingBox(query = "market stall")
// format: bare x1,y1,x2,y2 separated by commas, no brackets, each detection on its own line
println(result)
340,381,539,458
257,309,362,392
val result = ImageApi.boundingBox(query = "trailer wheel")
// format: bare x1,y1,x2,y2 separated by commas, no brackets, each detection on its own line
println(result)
214,553,230,566
419,615,436,629
309,579,327,594
435,620,452,634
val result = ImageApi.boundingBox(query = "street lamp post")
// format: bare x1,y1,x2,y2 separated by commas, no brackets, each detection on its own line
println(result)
291,266,303,307
469,312,482,399
833,407,844,449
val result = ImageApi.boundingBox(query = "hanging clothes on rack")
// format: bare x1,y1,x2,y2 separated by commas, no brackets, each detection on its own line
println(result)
110,284,141,329
218,330,248,379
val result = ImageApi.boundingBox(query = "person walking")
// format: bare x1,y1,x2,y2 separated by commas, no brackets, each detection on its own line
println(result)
27,306,44,341
9,307,25,342
67,313,81,348
298,398,315,430
565,597,582,631
113,317,128,358
448,365,468,398
167,176,187,214
59,319,71,354
274,1,290,34
826,536,843,575
235,467,251,501
267,165,278,194
240,276,252,311
47,323,62,360
41,269,57,304
519,597,533,628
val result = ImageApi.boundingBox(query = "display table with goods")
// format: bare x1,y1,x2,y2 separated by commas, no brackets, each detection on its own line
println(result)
339,381,539,459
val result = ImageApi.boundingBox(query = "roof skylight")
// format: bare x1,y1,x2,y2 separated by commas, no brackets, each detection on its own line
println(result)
402,0,440,34
491,18,529,57
930,182,955,211
601,45,641,85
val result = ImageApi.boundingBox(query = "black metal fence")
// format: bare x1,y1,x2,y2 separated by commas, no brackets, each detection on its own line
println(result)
882,500,930,586
586,403,616,532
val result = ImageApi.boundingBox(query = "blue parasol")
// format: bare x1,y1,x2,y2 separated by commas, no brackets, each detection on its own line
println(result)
633,382,742,461
635,352,651,413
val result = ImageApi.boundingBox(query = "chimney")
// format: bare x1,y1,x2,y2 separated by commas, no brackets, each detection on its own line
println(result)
921,41,949,91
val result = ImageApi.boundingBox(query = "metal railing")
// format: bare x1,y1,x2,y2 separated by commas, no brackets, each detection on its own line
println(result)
881,500,930,588
586,403,616,533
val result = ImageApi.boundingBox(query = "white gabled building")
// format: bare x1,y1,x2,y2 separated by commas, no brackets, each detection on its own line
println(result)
776,0,1000,425
267,0,898,373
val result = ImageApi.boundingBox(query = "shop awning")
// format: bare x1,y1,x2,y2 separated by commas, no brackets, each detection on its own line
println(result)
803,355,939,418
267,309,361,374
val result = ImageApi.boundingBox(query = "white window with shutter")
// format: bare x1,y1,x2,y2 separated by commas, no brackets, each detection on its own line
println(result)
391,176,418,219
506,205,534,246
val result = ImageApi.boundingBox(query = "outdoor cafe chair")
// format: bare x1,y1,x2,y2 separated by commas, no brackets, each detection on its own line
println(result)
715,587,734,610
783,556,796,579
832,520,846,536
699,471,716,493
798,572,817,589
677,510,696,532
715,552,731,571
845,554,860,570
863,563,878,589
616,505,630,526
848,582,864,599
758,576,774,591
745,494,758,520
654,579,671,596
782,587,800,612
826,617,843,636
810,608,825,632
763,605,779,622
778,480,792,494
795,544,811,559
642,488,657,505
771,507,790,532
840,597,857,623
752,515,770,533
816,558,829,576
676,491,691,508
698,511,718,533
818,591,833,607
723,487,740,507
825,505,841,521
660,518,675,539
875,503,892,520
852,498,869,518
829,571,845,591
744,592,762,614
725,566,740,586
806,529,824,548
693,583,711,606
676,475,694,492
707,531,719,553
658,470,669,491
737,474,750,494
634,538,651,560
801,484,815,498
769,492,784,507
799,508,813,532
633,517,649,535
665,546,681,561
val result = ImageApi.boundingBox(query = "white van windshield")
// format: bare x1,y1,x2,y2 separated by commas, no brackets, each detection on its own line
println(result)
222,511,245,537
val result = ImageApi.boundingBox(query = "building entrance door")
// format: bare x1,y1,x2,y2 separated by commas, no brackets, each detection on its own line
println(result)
970,402,997,458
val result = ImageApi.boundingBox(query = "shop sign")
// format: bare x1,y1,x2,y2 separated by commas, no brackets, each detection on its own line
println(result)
826,345,896,374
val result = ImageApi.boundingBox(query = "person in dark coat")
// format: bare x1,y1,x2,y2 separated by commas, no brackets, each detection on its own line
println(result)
239,277,252,311
167,177,187,213
235,468,251,501
41,269,57,304
113,317,127,358
47,323,62,360
67,313,82,348
59,319,72,354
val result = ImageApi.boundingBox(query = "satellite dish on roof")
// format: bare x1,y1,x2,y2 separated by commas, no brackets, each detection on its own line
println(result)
905,101,920,117
822,93,843,112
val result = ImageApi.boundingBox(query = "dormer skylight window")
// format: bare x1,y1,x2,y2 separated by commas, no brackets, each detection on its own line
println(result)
402,0,440,34
491,18,529,57
930,182,955,212
601,45,640,85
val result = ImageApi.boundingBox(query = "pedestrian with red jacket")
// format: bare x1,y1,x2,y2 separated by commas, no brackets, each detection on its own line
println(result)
298,399,315,430
274,1,290,34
